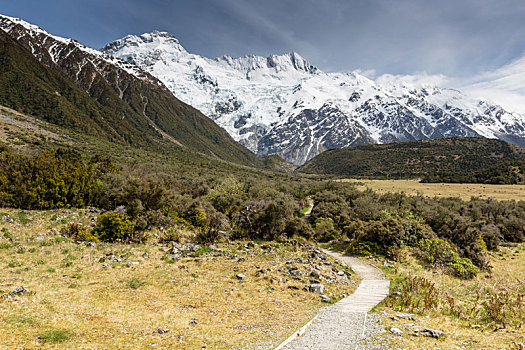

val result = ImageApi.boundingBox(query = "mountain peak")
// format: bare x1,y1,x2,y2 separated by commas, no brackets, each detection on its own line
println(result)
102,30,187,59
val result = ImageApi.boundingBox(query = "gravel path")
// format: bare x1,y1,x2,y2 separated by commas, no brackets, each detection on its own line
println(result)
278,250,390,350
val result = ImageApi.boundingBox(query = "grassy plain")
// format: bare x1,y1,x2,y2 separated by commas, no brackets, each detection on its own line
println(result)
368,245,525,349
0,209,357,349
341,178,525,201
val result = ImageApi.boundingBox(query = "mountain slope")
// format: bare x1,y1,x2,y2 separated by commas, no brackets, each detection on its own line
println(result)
102,31,525,165
298,137,525,183
0,15,260,166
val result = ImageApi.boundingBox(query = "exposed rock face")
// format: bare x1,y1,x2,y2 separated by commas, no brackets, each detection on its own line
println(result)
0,15,260,165
103,31,525,165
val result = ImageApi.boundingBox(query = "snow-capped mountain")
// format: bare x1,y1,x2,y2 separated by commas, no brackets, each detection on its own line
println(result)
0,15,260,165
102,31,525,164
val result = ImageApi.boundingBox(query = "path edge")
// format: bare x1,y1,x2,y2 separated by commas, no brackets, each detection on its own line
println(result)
274,314,319,350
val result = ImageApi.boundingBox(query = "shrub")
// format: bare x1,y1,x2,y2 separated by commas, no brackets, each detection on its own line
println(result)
417,238,479,279
448,255,479,279
315,217,339,242
127,278,146,289
61,222,99,242
92,213,135,242
345,240,384,256
38,330,74,344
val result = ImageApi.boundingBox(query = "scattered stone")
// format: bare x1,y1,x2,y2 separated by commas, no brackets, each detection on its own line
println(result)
102,263,112,269
320,295,330,302
11,286,27,295
420,328,443,338
390,327,403,336
290,269,303,277
390,316,399,321
153,329,169,334
236,274,246,280
126,262,140,267
397,313,417,321
86,242,96,247
189,318,198,325
309,283,325,294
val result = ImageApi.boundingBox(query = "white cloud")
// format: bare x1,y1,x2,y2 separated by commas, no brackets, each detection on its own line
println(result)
373,55,525,115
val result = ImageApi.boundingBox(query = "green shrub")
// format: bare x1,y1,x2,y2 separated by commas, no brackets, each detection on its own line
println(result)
345,241,384,256
418,238,479,279
92,213,134,242
448,255,479,279
38,330,74,344
127,278,145,289
315,217,339,242
418,238,456,266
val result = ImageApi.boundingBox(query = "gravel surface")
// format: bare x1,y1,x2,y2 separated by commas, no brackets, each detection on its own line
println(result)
279,251,390,350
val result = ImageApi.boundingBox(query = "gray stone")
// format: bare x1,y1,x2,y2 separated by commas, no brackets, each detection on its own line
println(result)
11,286,27,295
320,295,330,302
390,327,403,336
420,328,444,338
236,274,246,280
309,283,325,294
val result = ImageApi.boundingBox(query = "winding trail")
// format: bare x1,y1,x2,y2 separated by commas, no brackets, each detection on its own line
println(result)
277,250,390,350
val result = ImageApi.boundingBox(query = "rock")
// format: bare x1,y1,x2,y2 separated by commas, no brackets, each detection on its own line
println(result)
11,286,27,295
86,242,97,247
310,270,320,278
309,283,325,294
397,313,416,321
320,295,330,302
420,328,443,338
390,327,403,336
390,316,399,321
153,329,168,334
290,269,303,277
236,274,246,280
190,318,198,325
102,263,112,269
126,262,140,267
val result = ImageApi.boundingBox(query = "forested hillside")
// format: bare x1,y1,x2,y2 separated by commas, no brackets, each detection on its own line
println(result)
299,137,525,184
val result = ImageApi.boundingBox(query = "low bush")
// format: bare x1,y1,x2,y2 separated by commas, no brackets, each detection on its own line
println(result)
92,212,135,242
417,238,479,279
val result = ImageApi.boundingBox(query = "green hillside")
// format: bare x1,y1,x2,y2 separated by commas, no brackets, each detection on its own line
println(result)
0,30,260,166
298,137,525,184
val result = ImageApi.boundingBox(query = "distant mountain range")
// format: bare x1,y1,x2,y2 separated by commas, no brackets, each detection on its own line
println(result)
0,15,260,167
1,14,525,167
102,31,525,165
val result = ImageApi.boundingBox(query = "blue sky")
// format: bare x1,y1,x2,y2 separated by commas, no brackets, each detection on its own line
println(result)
2,0,525,78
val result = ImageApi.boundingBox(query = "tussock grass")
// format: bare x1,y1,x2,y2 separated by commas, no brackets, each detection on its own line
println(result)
342,178,525,201
371,245,525,349
0,208,357,349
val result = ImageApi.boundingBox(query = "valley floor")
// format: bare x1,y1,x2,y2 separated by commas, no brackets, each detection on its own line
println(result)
342,178,525,201
0,209,357,349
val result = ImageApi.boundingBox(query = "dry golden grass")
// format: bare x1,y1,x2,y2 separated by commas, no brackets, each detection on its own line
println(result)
0,208,358,349
372,244,525,350
341,178,525,201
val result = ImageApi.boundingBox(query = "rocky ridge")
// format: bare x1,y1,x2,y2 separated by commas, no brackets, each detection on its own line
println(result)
103,31,525,164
